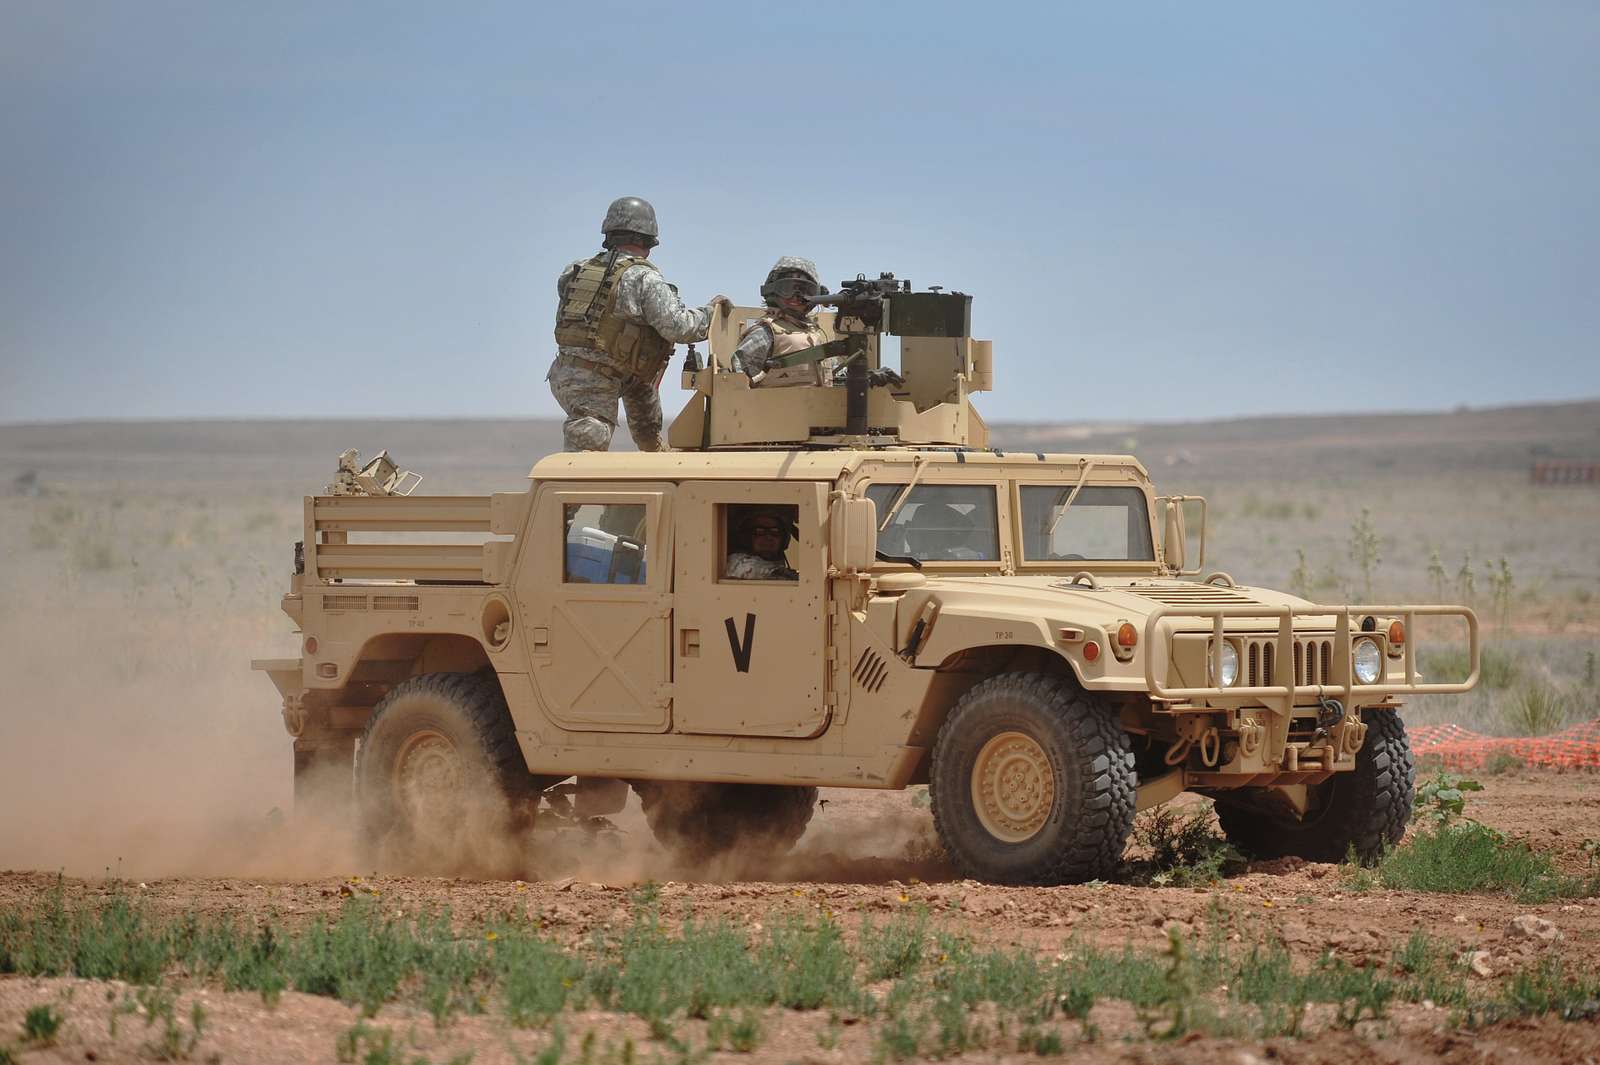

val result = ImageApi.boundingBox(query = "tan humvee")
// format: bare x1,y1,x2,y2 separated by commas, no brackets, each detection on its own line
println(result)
255,279,1480,884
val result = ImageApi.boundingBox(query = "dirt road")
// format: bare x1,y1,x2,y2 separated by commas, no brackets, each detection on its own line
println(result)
3,770,1598,1064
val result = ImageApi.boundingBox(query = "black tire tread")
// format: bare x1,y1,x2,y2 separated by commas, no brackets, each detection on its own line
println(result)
1215,709,1415,865
929,671,1136,885
356,671,531,839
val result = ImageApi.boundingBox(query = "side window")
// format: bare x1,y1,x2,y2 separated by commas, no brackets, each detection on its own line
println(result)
720,503,800,582
563,503,648,584
864,484,1000,562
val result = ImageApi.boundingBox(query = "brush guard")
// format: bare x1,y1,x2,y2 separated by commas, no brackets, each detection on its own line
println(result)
1142,603,1480,718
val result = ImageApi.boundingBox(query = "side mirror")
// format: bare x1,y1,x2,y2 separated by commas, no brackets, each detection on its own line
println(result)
1162,499,1186,573
829,493,878,574
1158,495,1207,575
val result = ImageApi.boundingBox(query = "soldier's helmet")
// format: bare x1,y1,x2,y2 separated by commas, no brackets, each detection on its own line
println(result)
760,256,823,306
601,197,659,248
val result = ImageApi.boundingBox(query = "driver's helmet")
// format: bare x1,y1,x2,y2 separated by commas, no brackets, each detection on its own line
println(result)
733,506,794,554
759,256,823,307
904,503,977,558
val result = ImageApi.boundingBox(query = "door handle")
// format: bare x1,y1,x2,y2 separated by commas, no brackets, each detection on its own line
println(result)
679,628,700,657
532,627,550,652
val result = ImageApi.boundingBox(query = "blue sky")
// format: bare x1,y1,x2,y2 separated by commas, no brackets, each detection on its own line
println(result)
2,1,1596,423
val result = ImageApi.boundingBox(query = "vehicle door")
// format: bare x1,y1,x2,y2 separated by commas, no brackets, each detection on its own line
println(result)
518,483,673,733
672,480,830,737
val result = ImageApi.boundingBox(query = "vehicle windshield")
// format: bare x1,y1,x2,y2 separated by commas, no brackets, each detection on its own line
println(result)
865,483,1000,563
1018,485,1154,562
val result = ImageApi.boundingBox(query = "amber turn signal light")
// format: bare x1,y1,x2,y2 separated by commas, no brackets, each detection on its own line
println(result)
1386,619,1406,658
1117,623,1138,648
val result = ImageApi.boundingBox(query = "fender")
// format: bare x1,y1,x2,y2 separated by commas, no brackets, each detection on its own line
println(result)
898,588,1152,692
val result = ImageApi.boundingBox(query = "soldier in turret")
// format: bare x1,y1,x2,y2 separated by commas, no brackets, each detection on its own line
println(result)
732,257,833,389
549,197,729,451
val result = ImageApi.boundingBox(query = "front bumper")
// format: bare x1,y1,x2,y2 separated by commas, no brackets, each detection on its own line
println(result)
1142,602,1480,713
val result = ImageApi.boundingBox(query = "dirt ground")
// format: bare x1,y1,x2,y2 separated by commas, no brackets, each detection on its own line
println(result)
3,772,1599,1064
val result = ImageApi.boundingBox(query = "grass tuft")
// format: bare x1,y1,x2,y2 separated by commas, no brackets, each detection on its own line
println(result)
1504,676,1570,736
21,1004,63,1045
1379,820,1598,902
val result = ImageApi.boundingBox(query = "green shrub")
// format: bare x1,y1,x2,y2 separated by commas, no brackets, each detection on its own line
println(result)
1505,677,1570,736
1129,804,1243,886
1379,821,1597,902
21,1004,63,1045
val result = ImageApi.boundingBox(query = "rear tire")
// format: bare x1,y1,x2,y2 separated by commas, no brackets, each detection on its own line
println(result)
356,671,533,870
929,672,1135,885
1215,709,1415,865
632,782,817,862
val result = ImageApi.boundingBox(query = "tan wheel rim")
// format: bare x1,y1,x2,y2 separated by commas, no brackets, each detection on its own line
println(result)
394,729,463,827
970,731,1055,843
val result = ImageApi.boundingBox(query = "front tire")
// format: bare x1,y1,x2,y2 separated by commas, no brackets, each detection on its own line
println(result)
1215,709,1415,865
929,672,1135,885
356,671,533,870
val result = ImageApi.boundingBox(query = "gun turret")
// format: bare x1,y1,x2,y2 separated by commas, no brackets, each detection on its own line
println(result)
667,271,993,450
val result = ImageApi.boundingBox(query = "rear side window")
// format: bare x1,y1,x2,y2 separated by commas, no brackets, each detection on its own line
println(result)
1018,485,1153,561
864,484,1000,562
563,503,647,583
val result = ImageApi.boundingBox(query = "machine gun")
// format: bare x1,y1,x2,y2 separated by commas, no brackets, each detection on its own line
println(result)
766,273,973,435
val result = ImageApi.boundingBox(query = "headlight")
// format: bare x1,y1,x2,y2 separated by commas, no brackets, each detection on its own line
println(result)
1353,637,1382,684
1208,640,1239,687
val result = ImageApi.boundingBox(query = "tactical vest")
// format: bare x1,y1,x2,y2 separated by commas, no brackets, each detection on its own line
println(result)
553,253,675,377
752,313,831,388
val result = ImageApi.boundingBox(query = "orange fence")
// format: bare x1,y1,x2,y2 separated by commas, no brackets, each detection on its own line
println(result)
1410,719,1600,770
1530,463,1600,485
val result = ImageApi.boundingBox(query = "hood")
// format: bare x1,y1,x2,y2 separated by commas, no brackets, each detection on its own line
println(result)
913,575,1326,631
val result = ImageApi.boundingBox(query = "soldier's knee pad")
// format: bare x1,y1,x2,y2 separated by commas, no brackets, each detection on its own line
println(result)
565,416,615,452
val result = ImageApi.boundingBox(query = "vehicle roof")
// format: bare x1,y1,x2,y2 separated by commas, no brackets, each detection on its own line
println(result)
528,449,1151,482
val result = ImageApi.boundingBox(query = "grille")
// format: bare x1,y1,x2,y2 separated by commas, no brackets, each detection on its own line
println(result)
1245,637,1336,687
322,594,368,611
372,595,420,612
853,649,889,693
1128,585,1257,605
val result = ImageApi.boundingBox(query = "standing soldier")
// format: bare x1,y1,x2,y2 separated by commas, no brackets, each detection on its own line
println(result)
732,257,832,388
549,197,728,451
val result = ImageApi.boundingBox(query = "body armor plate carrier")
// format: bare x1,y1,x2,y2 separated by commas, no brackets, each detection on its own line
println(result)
753,313,832,388
554,253,675,378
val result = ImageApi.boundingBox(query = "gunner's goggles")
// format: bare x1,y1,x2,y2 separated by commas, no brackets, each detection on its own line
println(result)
762,273,822,302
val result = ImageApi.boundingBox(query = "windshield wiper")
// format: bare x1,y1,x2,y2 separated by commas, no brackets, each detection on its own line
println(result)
1045,458,1097,539
875,549,923,570
878,454,928,532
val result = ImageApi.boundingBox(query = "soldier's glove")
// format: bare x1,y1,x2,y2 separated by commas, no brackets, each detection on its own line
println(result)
867,367,905,389
776,565,799,580
705,294,732,317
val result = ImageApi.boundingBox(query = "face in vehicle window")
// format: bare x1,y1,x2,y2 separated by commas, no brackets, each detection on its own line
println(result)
563,503,648,583
864,484,1000,562
1018,485,1154,562
721,504,800,581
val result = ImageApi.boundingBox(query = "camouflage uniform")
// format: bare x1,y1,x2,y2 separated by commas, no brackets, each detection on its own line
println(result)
723,552,798,580
548,260,714,452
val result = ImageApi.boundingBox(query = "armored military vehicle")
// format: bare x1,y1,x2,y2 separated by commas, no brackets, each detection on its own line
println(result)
254,276,1480,884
